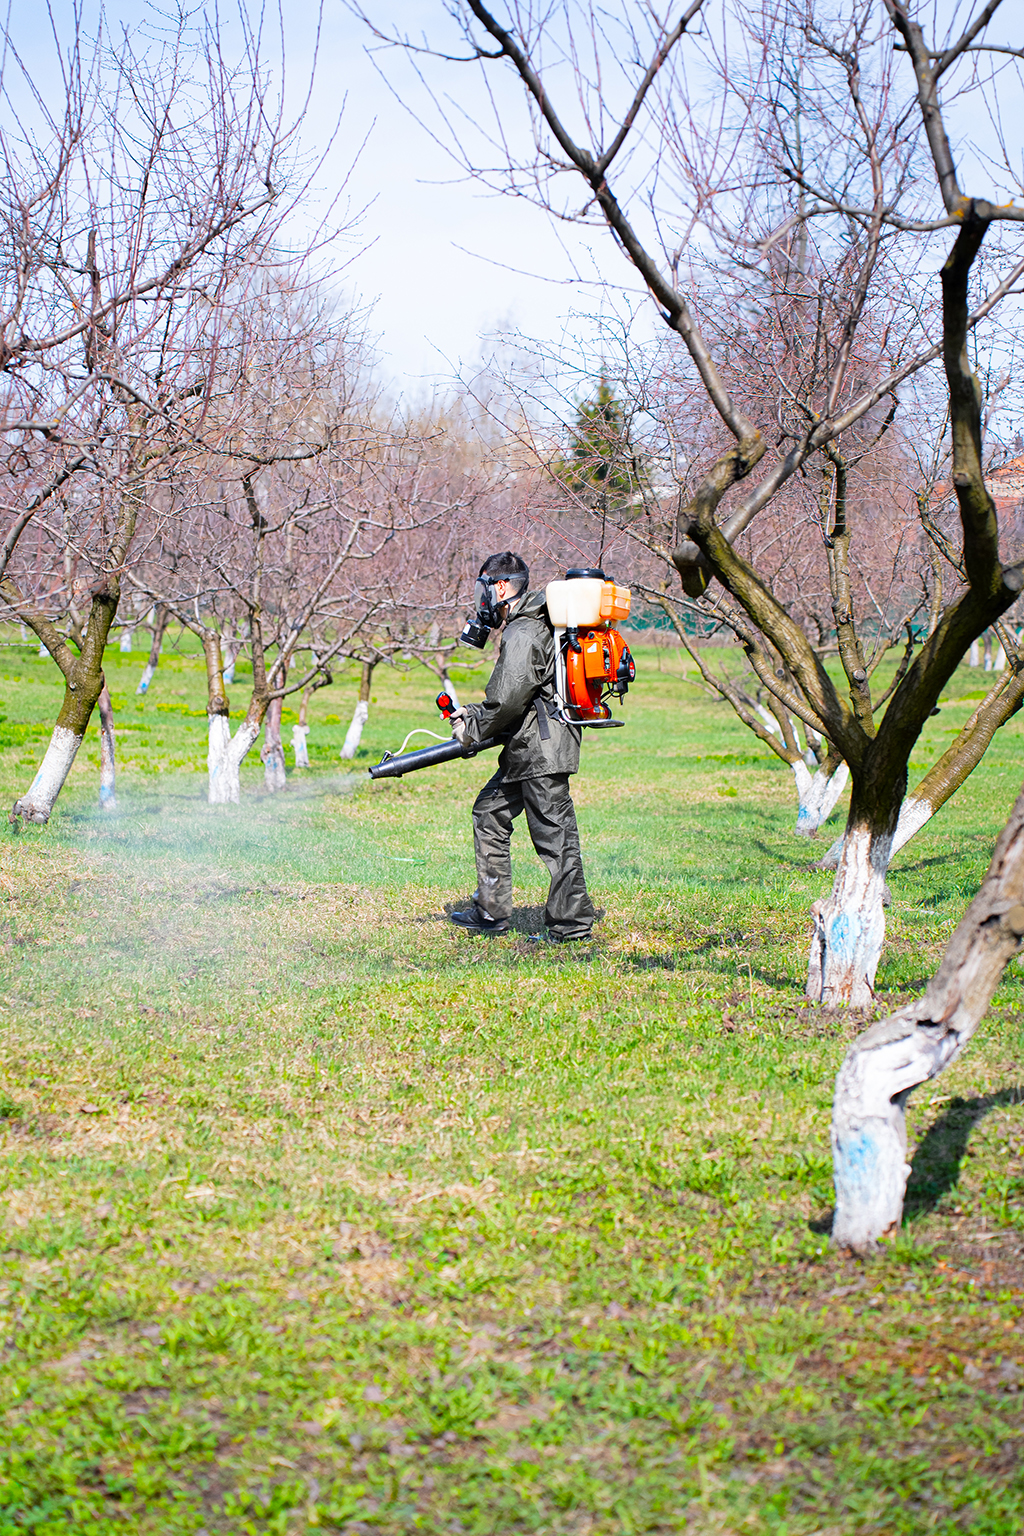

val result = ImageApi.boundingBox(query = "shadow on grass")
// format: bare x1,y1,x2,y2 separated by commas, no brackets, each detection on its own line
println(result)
750,836,836,874
904,1087,1024,1220
807,1086,1024,1238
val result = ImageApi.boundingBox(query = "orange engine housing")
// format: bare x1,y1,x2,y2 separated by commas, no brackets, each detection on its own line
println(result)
565,627,633,720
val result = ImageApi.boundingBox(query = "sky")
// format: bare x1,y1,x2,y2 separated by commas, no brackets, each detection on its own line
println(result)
5,1,1022,403
296,0,666,405
3,0,638,400
257,1,1024,402
290,3,637,399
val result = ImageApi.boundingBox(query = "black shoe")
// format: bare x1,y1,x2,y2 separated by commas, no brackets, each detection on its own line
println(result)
450,904,509,936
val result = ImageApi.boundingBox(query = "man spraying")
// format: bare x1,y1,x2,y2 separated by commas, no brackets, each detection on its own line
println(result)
448,551,597,942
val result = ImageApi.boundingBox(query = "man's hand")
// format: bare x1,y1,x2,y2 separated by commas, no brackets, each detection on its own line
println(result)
450,706,468,744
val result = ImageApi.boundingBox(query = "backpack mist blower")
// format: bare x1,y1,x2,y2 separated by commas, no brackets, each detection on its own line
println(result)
545,567,635,726
367,569,635,780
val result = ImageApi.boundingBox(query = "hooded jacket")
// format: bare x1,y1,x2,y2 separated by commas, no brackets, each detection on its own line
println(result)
459,589,581,781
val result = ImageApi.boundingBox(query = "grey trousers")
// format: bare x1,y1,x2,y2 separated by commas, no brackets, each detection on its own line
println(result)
472,771,596,937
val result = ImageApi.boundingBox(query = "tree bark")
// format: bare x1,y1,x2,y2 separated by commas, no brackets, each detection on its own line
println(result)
808,785,897,1008
340,659,376,759
136,605,168,695
794,758,849,837
7,463,140,825
832,776,1024,1253
262,686,287,791
292,723,310,767
97,685,117,811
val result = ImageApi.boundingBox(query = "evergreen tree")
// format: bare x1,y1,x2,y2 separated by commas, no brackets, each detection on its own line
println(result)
557,378,636,505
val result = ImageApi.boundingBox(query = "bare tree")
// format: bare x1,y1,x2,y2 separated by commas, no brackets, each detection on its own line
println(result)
368,0,1024,1005
0,5,344,822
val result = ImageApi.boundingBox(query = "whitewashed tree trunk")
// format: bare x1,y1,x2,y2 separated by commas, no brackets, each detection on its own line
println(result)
832,782,1024,1252
262,694,287,792
207,714,235,804
292,723,310,767
38,639,47,658
441,676,460,709
119,629,132,653
969,638,980,667
793,760,849,837
994,642,1007,672
208,716,262,804
12,726,84,823
340,658,377,759
98,686,117,811
136,605,168,695
820,793,934,871
755,702,781,738
340,698,369,759
807,822,893,1007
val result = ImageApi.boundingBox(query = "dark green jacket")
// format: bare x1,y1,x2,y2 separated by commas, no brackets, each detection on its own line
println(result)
460,590,581,782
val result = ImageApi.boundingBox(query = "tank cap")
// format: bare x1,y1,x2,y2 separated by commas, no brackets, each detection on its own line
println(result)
565,566,606,580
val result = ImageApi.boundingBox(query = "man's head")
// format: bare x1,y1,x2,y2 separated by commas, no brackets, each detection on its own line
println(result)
479,551,529,609
459,551,530,648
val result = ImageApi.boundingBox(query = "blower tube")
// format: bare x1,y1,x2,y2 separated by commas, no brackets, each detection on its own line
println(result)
368,735,500,780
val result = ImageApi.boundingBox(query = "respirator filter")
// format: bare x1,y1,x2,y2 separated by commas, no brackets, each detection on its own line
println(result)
459,575,522,648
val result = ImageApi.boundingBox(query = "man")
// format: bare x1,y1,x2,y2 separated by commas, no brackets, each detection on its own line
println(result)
449,551,597,942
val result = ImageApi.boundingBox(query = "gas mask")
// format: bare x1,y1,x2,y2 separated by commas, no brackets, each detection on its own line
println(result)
460,575,525,649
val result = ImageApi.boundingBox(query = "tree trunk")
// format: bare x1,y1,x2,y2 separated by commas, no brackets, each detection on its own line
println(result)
97,685,117,811
202,632,235,805
11,599,120,824
793,759,849,837
292,724,310,767
969,638,980,667
208,714,236,803
294,681,315,766
262,685,287,792
222,624,240,685
819,664,1024,871
119,628,132,653
807,782,899,1006
340,659,375,759
832,777,1024,1252
136,605,168,695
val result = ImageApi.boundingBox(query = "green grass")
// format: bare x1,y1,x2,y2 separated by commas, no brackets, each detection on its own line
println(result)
0,631,1023,1534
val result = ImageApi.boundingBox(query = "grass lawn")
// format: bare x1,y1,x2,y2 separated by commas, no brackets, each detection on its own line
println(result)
1,630,1023,1535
